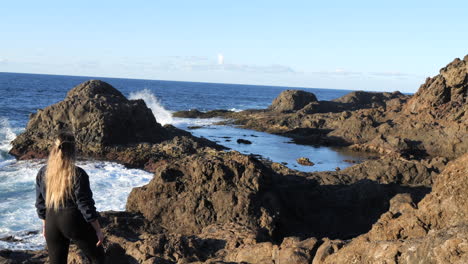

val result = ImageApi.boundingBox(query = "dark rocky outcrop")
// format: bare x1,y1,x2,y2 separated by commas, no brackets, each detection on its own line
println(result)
405,56,468,118
296,157,314,166
9,80,169,159
126,151,278,237
269,90,318,113
332,90,407,109
236,139,252,144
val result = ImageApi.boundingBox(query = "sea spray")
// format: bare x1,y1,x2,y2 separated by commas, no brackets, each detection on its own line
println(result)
129,89,173,125
0,117,16,162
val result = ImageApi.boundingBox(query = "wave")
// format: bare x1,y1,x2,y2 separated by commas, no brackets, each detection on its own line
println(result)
229,108,243,112
171,117,226,127
0,118,17,162
129,89,173,125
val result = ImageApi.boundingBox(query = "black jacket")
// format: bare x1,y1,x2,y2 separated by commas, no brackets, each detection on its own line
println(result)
35,165,99,222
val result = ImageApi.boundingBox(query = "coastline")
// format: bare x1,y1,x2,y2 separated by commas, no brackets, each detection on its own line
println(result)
1,55,467,263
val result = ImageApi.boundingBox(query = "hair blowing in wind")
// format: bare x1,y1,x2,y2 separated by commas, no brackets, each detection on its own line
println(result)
45,133,76,210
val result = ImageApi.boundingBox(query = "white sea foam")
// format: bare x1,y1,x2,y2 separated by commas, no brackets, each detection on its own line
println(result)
0,117,16,162
129,89,173,125
0,159,153,250
229,108,243,112
171,117,226,127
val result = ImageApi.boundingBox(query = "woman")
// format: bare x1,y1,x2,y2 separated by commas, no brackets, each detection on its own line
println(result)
35,132,105,263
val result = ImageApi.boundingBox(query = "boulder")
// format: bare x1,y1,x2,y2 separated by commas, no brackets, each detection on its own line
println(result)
297,157,314,166
237,138,252,144
126,151,278,236
269,90,318,112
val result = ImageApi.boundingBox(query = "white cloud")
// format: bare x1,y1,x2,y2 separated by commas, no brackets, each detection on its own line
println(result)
217,53,224,65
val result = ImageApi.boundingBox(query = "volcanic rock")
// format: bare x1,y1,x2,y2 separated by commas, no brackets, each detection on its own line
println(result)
296,157,314,166
9,80,173,159
237,138,252,144
172,109,234,119
269,90,318,112
126,151,278,236
405,56,468,118
315,153,468,263
333,90,407,110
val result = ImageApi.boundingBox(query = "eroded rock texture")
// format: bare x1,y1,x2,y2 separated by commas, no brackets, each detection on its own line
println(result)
317,153,468,264
269,90,318,113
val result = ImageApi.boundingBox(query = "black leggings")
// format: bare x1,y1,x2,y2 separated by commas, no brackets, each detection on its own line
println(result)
45,208,105,264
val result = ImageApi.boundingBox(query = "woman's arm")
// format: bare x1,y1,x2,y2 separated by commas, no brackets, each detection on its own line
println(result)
74,167,103,246
35,167,46,220
90,219,104,246
74,167,100,222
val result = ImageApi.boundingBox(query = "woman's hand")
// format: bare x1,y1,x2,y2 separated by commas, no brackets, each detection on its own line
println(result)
90,219,104,247
95,230,104,247
42,220,46,238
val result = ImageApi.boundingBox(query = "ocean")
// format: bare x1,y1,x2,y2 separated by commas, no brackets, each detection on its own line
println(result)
0,72,364,250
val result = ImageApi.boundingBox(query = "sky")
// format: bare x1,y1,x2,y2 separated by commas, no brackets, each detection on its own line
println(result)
1,0,467,92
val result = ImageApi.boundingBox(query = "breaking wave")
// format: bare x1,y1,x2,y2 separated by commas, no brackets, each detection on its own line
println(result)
129,89,173,125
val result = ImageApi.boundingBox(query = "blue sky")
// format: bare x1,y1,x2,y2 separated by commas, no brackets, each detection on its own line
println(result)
1,1,467,92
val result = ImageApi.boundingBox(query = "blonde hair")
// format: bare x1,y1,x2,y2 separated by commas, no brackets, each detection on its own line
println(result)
45,132,76,210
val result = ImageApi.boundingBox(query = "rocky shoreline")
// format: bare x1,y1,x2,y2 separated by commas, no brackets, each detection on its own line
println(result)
2,56,467,263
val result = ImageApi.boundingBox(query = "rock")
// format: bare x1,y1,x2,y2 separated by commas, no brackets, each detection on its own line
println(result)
187,126,203,130
126,151,278,236
0,249,48,263
237,139,252,144
223,236,319,264
333,90,407,109
297,91,409,115
405,56,468,118
315,153,468,263
9,80,170,159
296,157,314,166
269,90,318,112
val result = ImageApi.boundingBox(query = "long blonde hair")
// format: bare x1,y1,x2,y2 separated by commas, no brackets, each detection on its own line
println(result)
45,132,77,210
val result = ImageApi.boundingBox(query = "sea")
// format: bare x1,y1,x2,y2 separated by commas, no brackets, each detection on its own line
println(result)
0,72,367,250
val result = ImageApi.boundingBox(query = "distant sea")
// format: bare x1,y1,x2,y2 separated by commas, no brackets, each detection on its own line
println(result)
0,72,364,250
